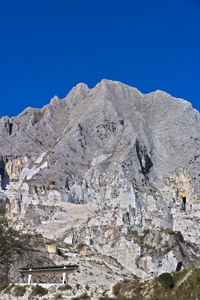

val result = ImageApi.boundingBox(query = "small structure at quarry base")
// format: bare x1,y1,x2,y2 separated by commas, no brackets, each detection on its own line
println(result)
19,265,79,284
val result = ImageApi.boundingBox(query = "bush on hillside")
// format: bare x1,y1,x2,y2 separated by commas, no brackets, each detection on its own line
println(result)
158,272,174,289
31,284,48,297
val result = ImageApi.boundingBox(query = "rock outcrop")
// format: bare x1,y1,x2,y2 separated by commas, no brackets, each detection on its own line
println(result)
0,80,200,279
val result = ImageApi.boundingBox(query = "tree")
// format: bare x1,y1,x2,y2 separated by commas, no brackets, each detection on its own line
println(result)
158,272,174,289
0,207,13,285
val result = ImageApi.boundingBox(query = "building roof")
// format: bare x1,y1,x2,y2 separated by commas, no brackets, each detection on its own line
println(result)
20,265,79,275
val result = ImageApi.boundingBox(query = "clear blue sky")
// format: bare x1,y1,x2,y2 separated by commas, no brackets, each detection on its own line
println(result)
0,0,200,117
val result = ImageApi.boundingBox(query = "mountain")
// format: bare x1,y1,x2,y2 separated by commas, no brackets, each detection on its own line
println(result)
0,80,200,285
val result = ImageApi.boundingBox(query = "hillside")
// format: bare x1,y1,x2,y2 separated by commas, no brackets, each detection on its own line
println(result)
0,80,200,297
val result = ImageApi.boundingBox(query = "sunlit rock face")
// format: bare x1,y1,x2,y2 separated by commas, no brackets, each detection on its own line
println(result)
0,80,200,278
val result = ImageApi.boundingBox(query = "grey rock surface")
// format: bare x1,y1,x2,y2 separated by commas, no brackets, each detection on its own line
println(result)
0,80,200,279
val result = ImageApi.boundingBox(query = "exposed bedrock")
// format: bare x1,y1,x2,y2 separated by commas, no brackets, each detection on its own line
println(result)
1,80,200,277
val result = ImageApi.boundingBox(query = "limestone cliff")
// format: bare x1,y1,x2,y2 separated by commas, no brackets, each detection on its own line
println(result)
0,80,200,279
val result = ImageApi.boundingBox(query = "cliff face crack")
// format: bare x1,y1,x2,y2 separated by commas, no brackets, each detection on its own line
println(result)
78,123,87,151
8,123,13,135
4,119,13,135
135,139,153,176
0,157,10,190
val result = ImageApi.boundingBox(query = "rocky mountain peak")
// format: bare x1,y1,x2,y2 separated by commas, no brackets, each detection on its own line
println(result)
0,80,200,280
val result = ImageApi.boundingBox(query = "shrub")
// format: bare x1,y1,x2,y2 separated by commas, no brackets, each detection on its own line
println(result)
31,284,48,297
0,277,9,292
3,283,14,294
158,272,174,289
197,275,200,283
143,228,150,236
54,293,63,299
0,208,14,275
113,283,121,296
58,284,72,291
14,285,26,297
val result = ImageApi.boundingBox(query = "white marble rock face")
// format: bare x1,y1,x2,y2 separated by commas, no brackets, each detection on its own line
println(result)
1,80,200,278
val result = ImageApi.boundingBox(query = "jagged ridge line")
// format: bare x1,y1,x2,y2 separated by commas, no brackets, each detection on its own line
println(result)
0,98,146,260
0,100,100,219
0,101,135,259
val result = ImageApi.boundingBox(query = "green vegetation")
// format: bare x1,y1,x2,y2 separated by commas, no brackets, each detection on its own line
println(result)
54,293,63,299
30,284,48,297
58,284,72,291
1,266,200,300
13,285,26,297
111,279,143,300
0,208,26,289
0,207,13,284
150,267,200,300
0,278,9,292
102,265,200,300
113,282,121,296
3,283,14,294
158,272,174,289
